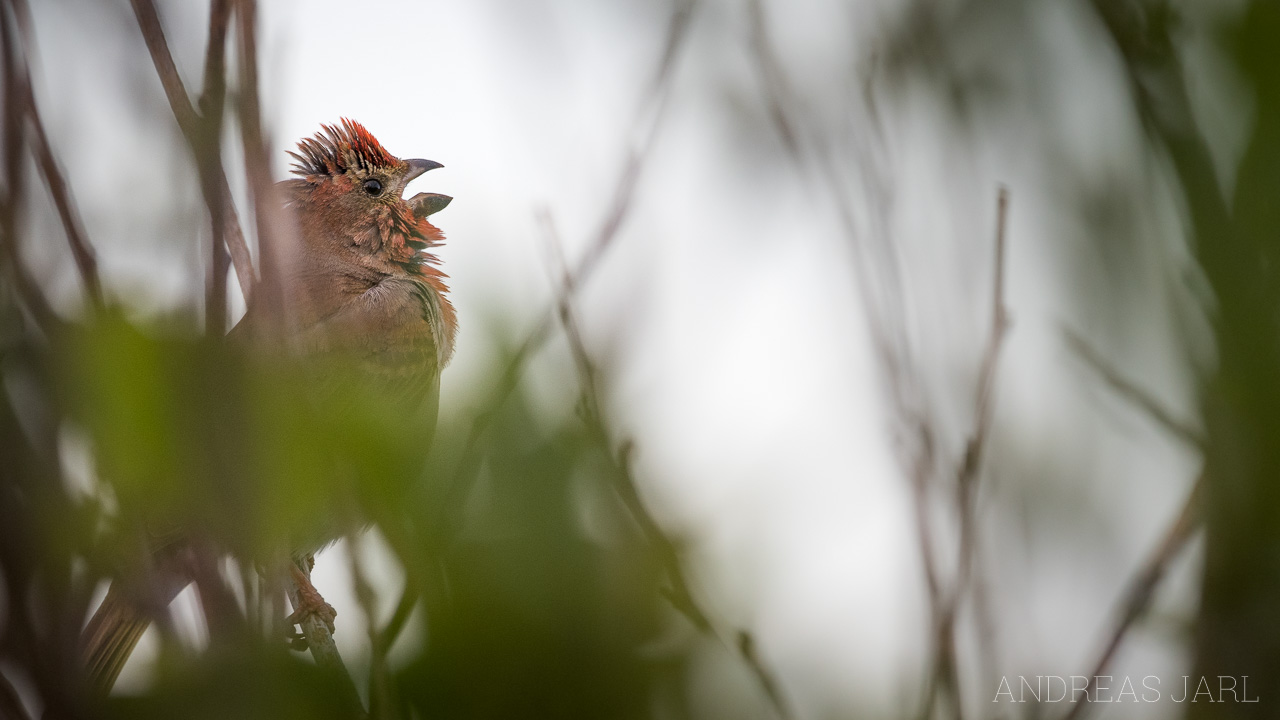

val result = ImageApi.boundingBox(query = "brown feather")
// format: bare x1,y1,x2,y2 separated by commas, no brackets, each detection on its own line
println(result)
83,120,455,694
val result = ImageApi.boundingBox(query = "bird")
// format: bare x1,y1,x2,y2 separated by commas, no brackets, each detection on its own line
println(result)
81,118,456,694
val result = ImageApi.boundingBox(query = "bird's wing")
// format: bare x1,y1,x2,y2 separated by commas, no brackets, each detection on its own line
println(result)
291,275,446,423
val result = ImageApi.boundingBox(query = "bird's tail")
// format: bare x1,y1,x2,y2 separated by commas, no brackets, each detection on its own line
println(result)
81,584,152,695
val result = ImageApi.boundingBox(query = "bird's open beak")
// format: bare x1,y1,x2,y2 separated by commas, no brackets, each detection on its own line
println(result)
404,158,443,184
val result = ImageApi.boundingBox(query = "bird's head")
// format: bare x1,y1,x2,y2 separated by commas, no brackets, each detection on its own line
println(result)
281,118,452,273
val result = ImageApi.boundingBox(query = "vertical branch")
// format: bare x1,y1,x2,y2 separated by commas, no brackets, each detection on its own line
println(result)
928,188,1012,720
440,0,700,540
234,0,283,326
749,0,943,704
130,0,254,330
347,539,398,720
6,0,102,313
197,0,231,334
195,1,259,312
747,4,1017,718
0,0,56,331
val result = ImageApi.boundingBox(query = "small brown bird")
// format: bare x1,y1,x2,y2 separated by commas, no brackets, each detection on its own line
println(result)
82,119,456,692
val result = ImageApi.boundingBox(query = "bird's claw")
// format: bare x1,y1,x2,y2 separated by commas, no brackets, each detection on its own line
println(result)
287,563,337,635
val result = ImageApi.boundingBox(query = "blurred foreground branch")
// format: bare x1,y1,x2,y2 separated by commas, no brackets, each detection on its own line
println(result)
1064,326,1205,449
1060,326,1204,720
540,203,792,718
747,3,1018,718
3,0,102,315
130,0,255,329
920,188,1011,720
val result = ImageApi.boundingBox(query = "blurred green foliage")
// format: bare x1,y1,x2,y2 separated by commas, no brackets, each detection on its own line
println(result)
0,307,698,719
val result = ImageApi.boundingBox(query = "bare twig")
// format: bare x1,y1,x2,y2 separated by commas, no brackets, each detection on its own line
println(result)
130,0,198,137
198,0,231,332
346,539,397,720
1063,326,1204,448
0,0,57,332
538,210,710,635
198,0,230,132
931,188,1012,720
130,0,254,326
374,583,419,657
1056,325,1204,720
747,2,951,718
25,100,102,309
235,0,289,327
438,0,699,539
748,6,1021,719
5,0,103,312
1061,478,1201,720
541,210,792,719
737,631,790,720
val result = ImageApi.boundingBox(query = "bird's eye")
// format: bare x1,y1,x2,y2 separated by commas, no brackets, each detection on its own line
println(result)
363,178,384,197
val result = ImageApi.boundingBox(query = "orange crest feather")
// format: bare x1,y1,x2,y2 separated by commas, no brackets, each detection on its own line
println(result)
288,118,399,177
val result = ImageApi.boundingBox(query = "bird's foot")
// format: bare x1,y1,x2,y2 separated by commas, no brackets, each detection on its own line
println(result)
285,563,337,636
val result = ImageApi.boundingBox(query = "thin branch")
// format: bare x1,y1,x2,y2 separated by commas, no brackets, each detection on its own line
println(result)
541,210,792,720
347,538,396,720
130,0,254,325
198,0,231,333
438,0,699,538
374,584,419,655
1056,281,1205,720
737,631,790,720
748,2,943,718
538,210,708,631
7,0,103,311
129,0,198,136
1063,325,1204,448
931,187,1012,720
234,0,285,325
1055,318,1206,720
1061,477,1202,720
0,0,57,332
198,0,230,127
25,100,102,309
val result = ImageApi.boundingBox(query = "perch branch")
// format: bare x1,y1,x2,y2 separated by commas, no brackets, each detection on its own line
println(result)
286,555,365,718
